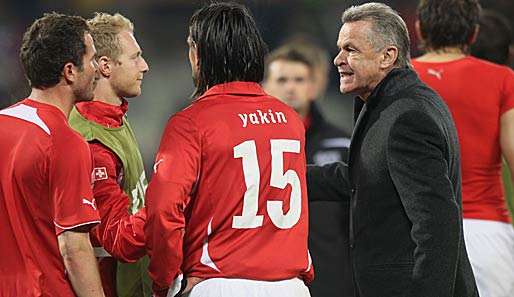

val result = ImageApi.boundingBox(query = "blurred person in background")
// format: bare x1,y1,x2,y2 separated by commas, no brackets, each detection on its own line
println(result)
68,12,150,297
145,2,313,297
0,12,104,297
264,43,353,297
471,10,512,65
412,0,514,296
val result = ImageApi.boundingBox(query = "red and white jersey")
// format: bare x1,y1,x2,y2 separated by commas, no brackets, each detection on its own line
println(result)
0,99,100,297
145,82,313,295
412,57,514,223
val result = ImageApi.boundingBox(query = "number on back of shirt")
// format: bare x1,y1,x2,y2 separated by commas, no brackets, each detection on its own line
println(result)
232,139,301,230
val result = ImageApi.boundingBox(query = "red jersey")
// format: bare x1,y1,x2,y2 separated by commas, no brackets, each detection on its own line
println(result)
0,99,100,297
412,56,514,222
145,82,313,296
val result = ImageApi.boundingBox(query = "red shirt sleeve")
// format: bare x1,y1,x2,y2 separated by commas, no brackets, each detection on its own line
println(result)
145,113,200,296
89,141,146,262
500,67,514,115
51,133,100,235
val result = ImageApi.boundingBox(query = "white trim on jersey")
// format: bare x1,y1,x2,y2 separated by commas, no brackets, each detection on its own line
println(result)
200,218,220,272
0,104,51,135
321,137,351,148
53,220,100,231
305,250,312,272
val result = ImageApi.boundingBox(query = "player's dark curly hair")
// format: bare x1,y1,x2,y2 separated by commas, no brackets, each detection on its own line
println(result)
417,0,481,51
189,2,268,97
20,12,90,89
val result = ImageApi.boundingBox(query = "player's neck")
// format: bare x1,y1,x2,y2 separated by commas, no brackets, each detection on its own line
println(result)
93,79,123,106
28,87,74,118
416,47,467,63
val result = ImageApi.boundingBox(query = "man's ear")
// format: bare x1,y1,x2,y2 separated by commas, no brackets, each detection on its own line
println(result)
62,62,77,84
380,46,399,69
97,56,112,77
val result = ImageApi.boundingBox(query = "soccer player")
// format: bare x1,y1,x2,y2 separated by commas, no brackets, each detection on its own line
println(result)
144,2,313,297
68,12,150,297
0,13,104,297
412,1,514,296
263,44,353,297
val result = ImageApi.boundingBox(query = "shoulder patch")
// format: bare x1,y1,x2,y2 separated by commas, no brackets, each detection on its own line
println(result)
92,167,108,182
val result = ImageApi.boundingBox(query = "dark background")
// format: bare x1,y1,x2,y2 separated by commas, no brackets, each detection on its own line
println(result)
1,0,513,172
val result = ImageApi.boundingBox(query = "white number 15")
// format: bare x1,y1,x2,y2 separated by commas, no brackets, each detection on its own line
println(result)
232,139,302,230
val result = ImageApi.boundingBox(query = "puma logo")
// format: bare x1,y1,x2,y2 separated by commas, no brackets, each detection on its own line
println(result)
427,68,443,80
82,198,97,210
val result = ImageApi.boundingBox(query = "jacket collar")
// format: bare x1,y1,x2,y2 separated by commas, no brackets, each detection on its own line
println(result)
75,99,128,128
364,67,419,110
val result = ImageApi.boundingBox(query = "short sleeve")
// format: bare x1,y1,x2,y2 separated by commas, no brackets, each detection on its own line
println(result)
50,132,100,235
500,68,514,115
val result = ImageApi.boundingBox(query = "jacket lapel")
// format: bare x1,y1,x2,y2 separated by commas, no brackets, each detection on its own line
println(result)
348,100,367,169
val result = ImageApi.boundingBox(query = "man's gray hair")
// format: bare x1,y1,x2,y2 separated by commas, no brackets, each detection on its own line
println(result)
342,2,411,68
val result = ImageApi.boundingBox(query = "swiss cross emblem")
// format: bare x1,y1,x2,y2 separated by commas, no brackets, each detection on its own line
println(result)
93,167,108,182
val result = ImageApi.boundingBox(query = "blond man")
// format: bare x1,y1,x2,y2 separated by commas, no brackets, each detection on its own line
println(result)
68,12,150,297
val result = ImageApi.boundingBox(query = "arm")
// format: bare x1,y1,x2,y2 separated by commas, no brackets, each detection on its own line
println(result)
145,114,200,297
50,135,103,296
499,69,514,213
89,142,145,262
500,109,514,212
387,111,461,297
307,162,351,202
58,229,105,297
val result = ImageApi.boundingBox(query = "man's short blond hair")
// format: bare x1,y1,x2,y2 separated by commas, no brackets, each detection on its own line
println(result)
88,12,134,61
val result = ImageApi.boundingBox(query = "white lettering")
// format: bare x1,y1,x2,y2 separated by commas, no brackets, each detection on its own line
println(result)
249,113,259,124
275,112,287,123
257,109,270,124
238,113,248,128
237,109,288,128
268,109,277,123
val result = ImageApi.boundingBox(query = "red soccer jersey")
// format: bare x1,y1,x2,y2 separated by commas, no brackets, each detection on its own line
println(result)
0,99,100,297
412,56,514,222
145,82,313,296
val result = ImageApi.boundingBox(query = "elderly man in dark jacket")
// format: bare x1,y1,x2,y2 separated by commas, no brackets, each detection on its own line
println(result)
307,3,479,297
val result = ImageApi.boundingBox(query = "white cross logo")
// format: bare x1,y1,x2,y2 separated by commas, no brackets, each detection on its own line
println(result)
93,167,108,181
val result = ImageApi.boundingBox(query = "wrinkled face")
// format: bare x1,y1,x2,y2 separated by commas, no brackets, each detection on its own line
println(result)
334,20,384,100
73,33,98,102
187,35,199,86
110,30,149,98
264,59,313,117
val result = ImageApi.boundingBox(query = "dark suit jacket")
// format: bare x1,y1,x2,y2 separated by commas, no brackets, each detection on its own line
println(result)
307,68,478,297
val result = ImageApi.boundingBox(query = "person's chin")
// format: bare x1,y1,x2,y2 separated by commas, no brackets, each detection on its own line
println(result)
75,93,95,103
129,87,143,98
340,84,354,94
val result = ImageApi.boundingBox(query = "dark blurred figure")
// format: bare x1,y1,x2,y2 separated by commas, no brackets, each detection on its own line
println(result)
264,42,353,297
471,10,512,65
